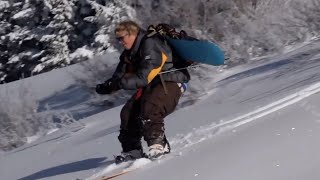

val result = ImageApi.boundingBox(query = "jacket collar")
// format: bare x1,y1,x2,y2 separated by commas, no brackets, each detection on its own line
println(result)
129,30,146,58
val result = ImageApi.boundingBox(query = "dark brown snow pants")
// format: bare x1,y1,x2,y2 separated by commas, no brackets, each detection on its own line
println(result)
118,82,182,152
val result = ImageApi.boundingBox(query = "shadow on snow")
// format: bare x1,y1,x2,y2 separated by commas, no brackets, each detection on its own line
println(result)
18,157,112,180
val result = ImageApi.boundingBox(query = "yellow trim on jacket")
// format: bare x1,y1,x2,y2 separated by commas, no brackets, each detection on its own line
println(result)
147,52,167,83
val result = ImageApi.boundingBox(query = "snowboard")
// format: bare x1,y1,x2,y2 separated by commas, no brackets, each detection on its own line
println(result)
100,167,138,180
92,154,173,180
88,158,152,180
167,38,225,66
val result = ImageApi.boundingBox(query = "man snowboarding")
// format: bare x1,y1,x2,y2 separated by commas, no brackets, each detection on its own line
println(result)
95,20,190,163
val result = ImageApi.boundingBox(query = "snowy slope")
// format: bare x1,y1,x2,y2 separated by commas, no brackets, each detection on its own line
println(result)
1,40,320,180
126,92,320,180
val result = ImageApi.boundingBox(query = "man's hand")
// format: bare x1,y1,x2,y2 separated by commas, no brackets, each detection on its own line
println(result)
95,78,121,94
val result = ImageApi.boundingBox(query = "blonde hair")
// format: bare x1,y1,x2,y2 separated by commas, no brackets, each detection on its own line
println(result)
115,20,141,36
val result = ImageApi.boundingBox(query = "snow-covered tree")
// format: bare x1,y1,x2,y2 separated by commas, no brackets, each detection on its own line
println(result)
1,0,320,83
0,0,130,83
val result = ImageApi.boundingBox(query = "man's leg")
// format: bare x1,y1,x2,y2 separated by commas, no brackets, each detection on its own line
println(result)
118,95,143,152
140,82,182,155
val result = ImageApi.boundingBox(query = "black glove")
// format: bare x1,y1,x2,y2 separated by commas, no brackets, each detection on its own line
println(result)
95,78,121,94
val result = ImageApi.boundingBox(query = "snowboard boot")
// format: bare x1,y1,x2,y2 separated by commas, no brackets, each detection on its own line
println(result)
115,149,144,164
147,138,171,159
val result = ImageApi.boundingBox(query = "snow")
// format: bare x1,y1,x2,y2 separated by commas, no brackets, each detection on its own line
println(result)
137,97,320,180
7,56,20,64
26,135,40,143
95,34,110,45
40,35,57,42
8,29,30,42
1,39,320,180
32,63,45,73
0,1,9,10
46,128,59,135
12,8,34,19
70,47,94,60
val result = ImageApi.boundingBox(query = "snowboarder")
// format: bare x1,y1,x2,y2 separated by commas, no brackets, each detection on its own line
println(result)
95,20,190,163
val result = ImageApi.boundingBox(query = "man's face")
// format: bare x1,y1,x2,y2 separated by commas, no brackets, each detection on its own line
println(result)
116,31,137,50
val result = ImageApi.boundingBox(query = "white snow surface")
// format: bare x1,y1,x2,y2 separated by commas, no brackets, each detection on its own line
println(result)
1,40,320,180
12,8,34,19
70,47,94,60
0,1,9,10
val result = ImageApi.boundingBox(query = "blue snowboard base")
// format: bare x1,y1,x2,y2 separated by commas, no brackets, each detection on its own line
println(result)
167,38,225,66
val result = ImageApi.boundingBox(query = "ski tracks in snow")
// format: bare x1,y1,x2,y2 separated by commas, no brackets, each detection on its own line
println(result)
170,81,320,152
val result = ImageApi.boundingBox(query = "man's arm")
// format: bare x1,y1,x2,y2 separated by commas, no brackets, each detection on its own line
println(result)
111,53,127,80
